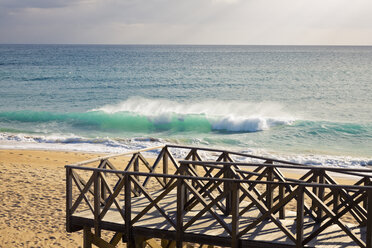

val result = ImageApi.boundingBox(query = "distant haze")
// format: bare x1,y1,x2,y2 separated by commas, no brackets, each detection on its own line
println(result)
0,0,372,45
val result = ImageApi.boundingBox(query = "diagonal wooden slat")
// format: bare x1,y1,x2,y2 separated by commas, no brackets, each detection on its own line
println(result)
183,190,228,231
237,183,297,243
142,148,165,187
70,170,96,214
324,172,367,222
303,187,366,247
130,176,177,228
70,171,95,214
166,149,180,170
72,170,106,205
184,165,226,213
138,153,166,188
131,180,178,225
124,153,139,171
183,179,232,235
99,172,125,220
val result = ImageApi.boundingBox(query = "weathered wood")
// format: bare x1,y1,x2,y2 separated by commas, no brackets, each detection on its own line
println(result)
296,186,304,248
70,170,95,214
99,173,125,220
66,145,372,248
83,226,93,248
125,174,133,247
130,176,177,228
66,167,73,232
109,232,123,246
177,178,185,248
367,189,372,248
94,171,101,237
231,182,239,248
163,149,169,184
266,167,274,210
279,184,285,219
303,188,366,247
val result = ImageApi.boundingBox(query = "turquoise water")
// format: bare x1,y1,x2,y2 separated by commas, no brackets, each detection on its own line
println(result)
0,45,371,166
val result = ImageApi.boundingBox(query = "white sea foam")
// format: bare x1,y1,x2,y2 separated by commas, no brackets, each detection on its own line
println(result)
94,97,286,117
93,97,295,132
1,132,370,168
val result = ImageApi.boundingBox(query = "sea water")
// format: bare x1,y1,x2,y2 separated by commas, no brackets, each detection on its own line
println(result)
0,44,371,167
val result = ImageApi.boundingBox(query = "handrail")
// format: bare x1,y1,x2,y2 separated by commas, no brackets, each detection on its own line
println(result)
166,144,307,166
179,160,372,174
65,165,372,190
68,145,165,167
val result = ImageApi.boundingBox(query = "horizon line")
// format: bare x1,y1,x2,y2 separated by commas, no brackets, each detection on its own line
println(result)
1,43,372,47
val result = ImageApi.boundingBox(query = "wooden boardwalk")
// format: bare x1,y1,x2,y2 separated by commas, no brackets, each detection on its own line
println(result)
66,145,372,248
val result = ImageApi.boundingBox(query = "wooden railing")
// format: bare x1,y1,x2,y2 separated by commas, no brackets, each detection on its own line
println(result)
66,145,372,248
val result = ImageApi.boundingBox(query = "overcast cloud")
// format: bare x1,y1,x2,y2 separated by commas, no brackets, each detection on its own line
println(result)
0,0,371,44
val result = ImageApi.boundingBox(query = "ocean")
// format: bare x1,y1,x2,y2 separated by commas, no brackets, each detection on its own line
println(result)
0,44,371,167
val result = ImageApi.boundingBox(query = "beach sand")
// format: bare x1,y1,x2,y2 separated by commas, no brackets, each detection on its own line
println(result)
0,150,103,247
0,149,363,247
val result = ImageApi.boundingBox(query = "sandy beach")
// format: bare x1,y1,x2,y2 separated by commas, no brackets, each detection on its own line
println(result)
0,149,110,247
0,149,365,247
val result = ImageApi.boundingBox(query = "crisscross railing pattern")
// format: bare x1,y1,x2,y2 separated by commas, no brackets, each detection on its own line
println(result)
66,145,372,248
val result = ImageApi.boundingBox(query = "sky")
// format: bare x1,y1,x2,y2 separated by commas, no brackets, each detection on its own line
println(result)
0,0,372,45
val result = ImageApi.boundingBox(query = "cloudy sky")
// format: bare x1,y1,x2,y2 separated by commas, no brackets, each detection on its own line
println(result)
1,0,372,45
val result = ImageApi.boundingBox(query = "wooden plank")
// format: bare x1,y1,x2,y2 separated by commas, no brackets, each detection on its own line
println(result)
367,189,372,248
303,187,366,247
183,190,227,231
66,167,73,232
99,173,125,220
138,153,166,188
231,182,239,248
163,149,169,184
70,145,165,167
130,176,177,228
296,186,304,248
266,167,274,210
132,181,177,225
238,184,297,243
183,179,232,235
109,232,123,246
143,148,165,187
177,178,185,248
94,171,101,237
84,226,93,248
71,170,95,214
91,233,117,248
125,174,133,247
146,238,163,248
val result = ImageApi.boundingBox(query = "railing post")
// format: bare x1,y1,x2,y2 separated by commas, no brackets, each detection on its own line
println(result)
364,177,371,210
333,188,340,214
279,184,286,219
266,166,274,210
66,167,73,232
317,170,325,221
83,226,92,248
124,174,133,247
101,163,107,203
163,147,169,184
93,171,101,237
296,185,304,248
231,182,240,248
367,188,372,248
224,165,232,216
177,177,185,248
312,169,319,213
134,154,140,196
